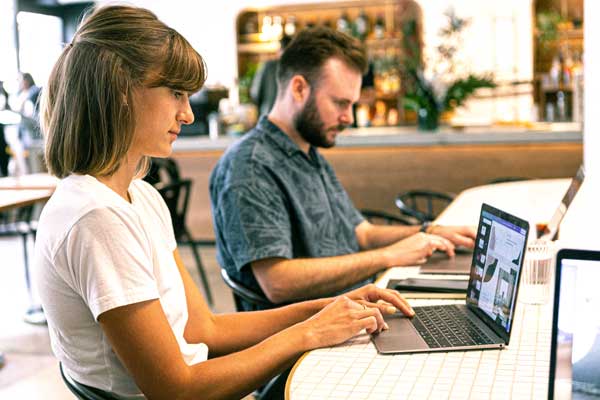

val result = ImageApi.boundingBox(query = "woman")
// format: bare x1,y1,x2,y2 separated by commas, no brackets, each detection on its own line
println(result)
34,5,414,399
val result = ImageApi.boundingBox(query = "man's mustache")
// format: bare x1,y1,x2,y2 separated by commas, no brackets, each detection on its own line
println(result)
328,124,350,132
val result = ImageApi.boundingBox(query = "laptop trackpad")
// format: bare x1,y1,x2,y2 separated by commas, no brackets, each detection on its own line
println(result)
372,315,428,354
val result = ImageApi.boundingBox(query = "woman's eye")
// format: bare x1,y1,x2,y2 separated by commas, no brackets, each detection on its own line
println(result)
173,91,183,99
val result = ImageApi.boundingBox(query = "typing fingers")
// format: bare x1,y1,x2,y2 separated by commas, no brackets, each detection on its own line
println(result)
353,304,387,333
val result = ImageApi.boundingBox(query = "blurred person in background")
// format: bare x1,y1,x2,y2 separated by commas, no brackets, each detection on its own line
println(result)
0,81,10,176
16,72,41,148
250,35,292,117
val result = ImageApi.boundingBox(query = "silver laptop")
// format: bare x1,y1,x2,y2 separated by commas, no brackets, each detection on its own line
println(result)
420,166,584,275
549,249,600,400
373,203,529,354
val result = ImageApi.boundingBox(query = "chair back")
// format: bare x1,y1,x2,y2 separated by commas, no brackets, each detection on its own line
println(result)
59,363,117,400
220,268,276,311
395,190,455,223
156,179,192,242
360,209,412,225
144,158,181,186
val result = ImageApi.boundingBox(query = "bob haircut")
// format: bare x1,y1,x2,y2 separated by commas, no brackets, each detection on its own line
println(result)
41,5,207,178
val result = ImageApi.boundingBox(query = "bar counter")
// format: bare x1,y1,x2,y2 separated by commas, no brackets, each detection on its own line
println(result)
173,122,581,152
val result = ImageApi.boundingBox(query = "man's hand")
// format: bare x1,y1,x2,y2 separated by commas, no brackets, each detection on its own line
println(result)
344,283,414,317
382,232,455,266
428,225,477,248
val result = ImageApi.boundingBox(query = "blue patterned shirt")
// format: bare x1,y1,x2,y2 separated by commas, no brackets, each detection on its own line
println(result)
209,117,367,307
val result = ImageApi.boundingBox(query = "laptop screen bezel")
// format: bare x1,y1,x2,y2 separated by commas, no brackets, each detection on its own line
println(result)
465,203,530,344
548,248,600,400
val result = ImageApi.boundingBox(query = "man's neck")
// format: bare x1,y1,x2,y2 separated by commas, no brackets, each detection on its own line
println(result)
268,106,310,154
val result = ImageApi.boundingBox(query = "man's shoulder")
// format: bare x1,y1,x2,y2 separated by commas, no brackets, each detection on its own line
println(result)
219,126,280,171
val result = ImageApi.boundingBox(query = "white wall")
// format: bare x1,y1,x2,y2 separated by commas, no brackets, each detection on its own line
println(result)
584,0,599,179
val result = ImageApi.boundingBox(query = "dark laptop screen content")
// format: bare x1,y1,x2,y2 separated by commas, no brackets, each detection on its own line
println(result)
552,255,600,399
466,209,528,333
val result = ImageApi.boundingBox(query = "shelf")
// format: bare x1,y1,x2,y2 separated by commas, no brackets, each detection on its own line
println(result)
237,41,280,54
541,85,574,92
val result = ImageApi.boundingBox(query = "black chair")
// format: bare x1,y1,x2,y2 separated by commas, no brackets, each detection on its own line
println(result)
360,209,412,225
59,363,117,400
144,158,181,185
0,205,40,316
220,268,275,311
395,190,455,223
156,179,214,306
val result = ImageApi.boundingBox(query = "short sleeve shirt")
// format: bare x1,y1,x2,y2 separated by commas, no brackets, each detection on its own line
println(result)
34,175,208,397
210,116,366,297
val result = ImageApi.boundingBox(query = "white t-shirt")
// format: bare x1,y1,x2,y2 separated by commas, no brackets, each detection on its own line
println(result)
33,175,208,398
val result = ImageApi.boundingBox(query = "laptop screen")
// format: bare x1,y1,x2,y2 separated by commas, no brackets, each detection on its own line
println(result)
465,204,529,339
549,250,600,400
540,165,585,240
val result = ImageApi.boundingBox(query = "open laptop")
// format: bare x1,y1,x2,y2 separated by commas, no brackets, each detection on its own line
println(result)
549,249,600,400
539,165,585,241
373,203,529,354
420,166,585,275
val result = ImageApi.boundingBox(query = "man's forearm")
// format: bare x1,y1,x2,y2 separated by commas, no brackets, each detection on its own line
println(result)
359,223,421,250
252,249,392,303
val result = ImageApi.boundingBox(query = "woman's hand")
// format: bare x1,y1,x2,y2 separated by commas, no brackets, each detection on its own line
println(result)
298,296,387,350
344,283,414,317
297,284,414,351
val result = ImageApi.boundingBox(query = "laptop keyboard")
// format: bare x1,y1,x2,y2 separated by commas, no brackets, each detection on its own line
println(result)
412,305,496,348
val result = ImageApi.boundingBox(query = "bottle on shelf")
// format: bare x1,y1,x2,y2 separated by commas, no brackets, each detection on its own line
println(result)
272,16,283,39
284,15,297,37
561,49,573,87
336,12,352,36
373,14,386,39
556,90,566,121
353,10,369,41
571,51,584,123
549,55,560,87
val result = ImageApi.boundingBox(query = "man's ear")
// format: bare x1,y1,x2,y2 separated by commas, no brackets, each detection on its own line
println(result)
289,74,311,104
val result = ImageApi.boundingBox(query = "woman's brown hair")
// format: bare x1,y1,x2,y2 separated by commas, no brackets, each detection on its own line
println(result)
41,5,206,178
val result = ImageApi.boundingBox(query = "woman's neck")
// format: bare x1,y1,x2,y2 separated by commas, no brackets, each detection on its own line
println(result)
96,156,139,203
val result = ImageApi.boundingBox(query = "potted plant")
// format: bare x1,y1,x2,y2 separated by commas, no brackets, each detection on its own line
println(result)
402,9,496,131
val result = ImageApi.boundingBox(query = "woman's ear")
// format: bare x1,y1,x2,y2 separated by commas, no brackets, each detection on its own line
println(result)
289,74,311,105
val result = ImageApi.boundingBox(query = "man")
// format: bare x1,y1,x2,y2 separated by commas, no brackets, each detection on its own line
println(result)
210,27,475,310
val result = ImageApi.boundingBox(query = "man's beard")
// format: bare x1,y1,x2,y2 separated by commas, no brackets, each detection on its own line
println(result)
293,93,348,148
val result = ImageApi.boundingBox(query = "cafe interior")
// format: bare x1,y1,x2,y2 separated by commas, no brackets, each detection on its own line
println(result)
0,0,599,399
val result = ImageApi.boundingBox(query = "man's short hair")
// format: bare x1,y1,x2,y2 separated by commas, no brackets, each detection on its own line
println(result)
277,26,367,91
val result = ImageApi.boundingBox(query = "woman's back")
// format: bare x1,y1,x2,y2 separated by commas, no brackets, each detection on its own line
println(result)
34,175,208,396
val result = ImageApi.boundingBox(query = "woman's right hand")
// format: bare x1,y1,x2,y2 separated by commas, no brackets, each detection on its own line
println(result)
382,232,455,267
298,296,387,350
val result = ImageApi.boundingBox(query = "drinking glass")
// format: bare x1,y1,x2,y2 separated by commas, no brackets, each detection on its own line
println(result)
520,239,554,305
